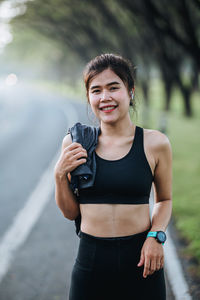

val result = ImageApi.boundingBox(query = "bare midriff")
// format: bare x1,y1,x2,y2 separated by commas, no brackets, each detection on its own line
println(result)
80,204,151,237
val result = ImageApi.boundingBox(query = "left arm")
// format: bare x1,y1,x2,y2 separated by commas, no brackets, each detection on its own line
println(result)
138,131,173,278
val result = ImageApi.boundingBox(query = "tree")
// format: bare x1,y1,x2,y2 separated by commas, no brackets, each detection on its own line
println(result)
10,0,200,117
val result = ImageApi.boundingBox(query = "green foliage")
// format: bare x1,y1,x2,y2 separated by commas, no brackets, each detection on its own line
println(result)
8,0,199,117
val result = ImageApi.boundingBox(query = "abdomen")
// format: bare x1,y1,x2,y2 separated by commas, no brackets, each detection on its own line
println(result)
80,203,151,237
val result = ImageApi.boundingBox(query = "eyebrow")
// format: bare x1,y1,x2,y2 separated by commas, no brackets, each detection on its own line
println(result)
90,81,120,90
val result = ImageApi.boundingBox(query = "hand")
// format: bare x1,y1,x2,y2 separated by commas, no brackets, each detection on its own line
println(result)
137,237,164,278
54,142,88,178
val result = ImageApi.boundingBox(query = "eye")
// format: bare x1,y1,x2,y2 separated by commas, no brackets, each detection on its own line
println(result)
92,89,100,93
110,86,118,91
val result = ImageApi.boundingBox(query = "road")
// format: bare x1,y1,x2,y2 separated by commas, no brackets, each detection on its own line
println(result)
0,83,174,299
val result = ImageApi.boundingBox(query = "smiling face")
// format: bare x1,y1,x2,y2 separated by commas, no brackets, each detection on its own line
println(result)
88,68,132,125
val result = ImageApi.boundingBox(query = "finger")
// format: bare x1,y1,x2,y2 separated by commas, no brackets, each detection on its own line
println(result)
156,263,161,271
150,258,156,273
137,252,144,267
149,269,155,275
143,259,150,278
73,151,88,161
67,142,83,151
74,158,87,167
72,146,87,153
71,148,87,157
156,258,161,271
160,256,164,269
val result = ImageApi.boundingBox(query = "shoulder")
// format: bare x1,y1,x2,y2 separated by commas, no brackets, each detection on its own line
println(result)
62,122,85,149
143,128,172,160
144,128,171,147
62,133,73,151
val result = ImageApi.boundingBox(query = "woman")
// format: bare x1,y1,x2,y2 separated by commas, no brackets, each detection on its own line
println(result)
54,53,172,300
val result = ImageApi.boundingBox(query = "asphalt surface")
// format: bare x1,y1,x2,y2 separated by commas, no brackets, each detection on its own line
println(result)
0,82,175,299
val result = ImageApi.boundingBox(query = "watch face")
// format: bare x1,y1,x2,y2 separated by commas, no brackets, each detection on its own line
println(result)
157,231,166,243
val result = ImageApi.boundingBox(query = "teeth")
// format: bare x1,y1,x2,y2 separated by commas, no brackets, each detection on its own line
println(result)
101,106,116,111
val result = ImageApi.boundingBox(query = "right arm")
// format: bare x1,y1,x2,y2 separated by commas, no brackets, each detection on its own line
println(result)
54,134,87,220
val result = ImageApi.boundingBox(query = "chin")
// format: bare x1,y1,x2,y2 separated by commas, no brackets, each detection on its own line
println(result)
100,117,118,125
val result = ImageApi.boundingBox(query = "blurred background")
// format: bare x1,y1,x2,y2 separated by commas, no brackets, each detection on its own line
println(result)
0,0,200,299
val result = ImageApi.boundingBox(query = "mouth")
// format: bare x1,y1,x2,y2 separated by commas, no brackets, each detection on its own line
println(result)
100,105,118,113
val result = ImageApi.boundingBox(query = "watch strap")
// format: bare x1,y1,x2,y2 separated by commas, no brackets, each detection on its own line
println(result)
147,231,157,238
146,231,165,245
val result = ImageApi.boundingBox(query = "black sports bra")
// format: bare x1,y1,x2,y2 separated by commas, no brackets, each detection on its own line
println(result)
78,126,154,205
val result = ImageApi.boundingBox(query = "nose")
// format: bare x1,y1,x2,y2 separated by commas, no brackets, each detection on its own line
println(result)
101,89,110,100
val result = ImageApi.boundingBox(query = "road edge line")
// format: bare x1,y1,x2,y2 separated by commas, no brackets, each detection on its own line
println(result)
150,188,192,300
0,100,78,283
165,228,192,300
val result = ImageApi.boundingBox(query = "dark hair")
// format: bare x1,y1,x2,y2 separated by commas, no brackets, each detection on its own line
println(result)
83,53,135,105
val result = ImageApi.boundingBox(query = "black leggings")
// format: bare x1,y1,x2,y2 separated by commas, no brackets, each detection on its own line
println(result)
69,229,166,300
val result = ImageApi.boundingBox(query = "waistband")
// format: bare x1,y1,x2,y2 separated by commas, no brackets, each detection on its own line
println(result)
79,228,150,244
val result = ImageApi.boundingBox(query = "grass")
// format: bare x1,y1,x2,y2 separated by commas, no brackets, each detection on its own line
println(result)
167,114,200,274
136,78,200,275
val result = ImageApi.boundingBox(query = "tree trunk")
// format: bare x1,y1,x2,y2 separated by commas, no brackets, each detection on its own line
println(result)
164,80,173,111
140,80,151,128
175,75,193,117
181,87,193,117
141,80,150,106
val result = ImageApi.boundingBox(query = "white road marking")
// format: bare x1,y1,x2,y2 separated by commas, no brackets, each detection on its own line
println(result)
150,188,192,300
0,101,78,283
165,230,192,300
0,154,58,282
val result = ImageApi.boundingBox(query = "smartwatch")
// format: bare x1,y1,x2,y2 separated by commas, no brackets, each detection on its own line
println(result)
147,231,167,245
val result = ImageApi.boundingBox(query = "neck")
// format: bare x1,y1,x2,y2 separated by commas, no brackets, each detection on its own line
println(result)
100,116,135,138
